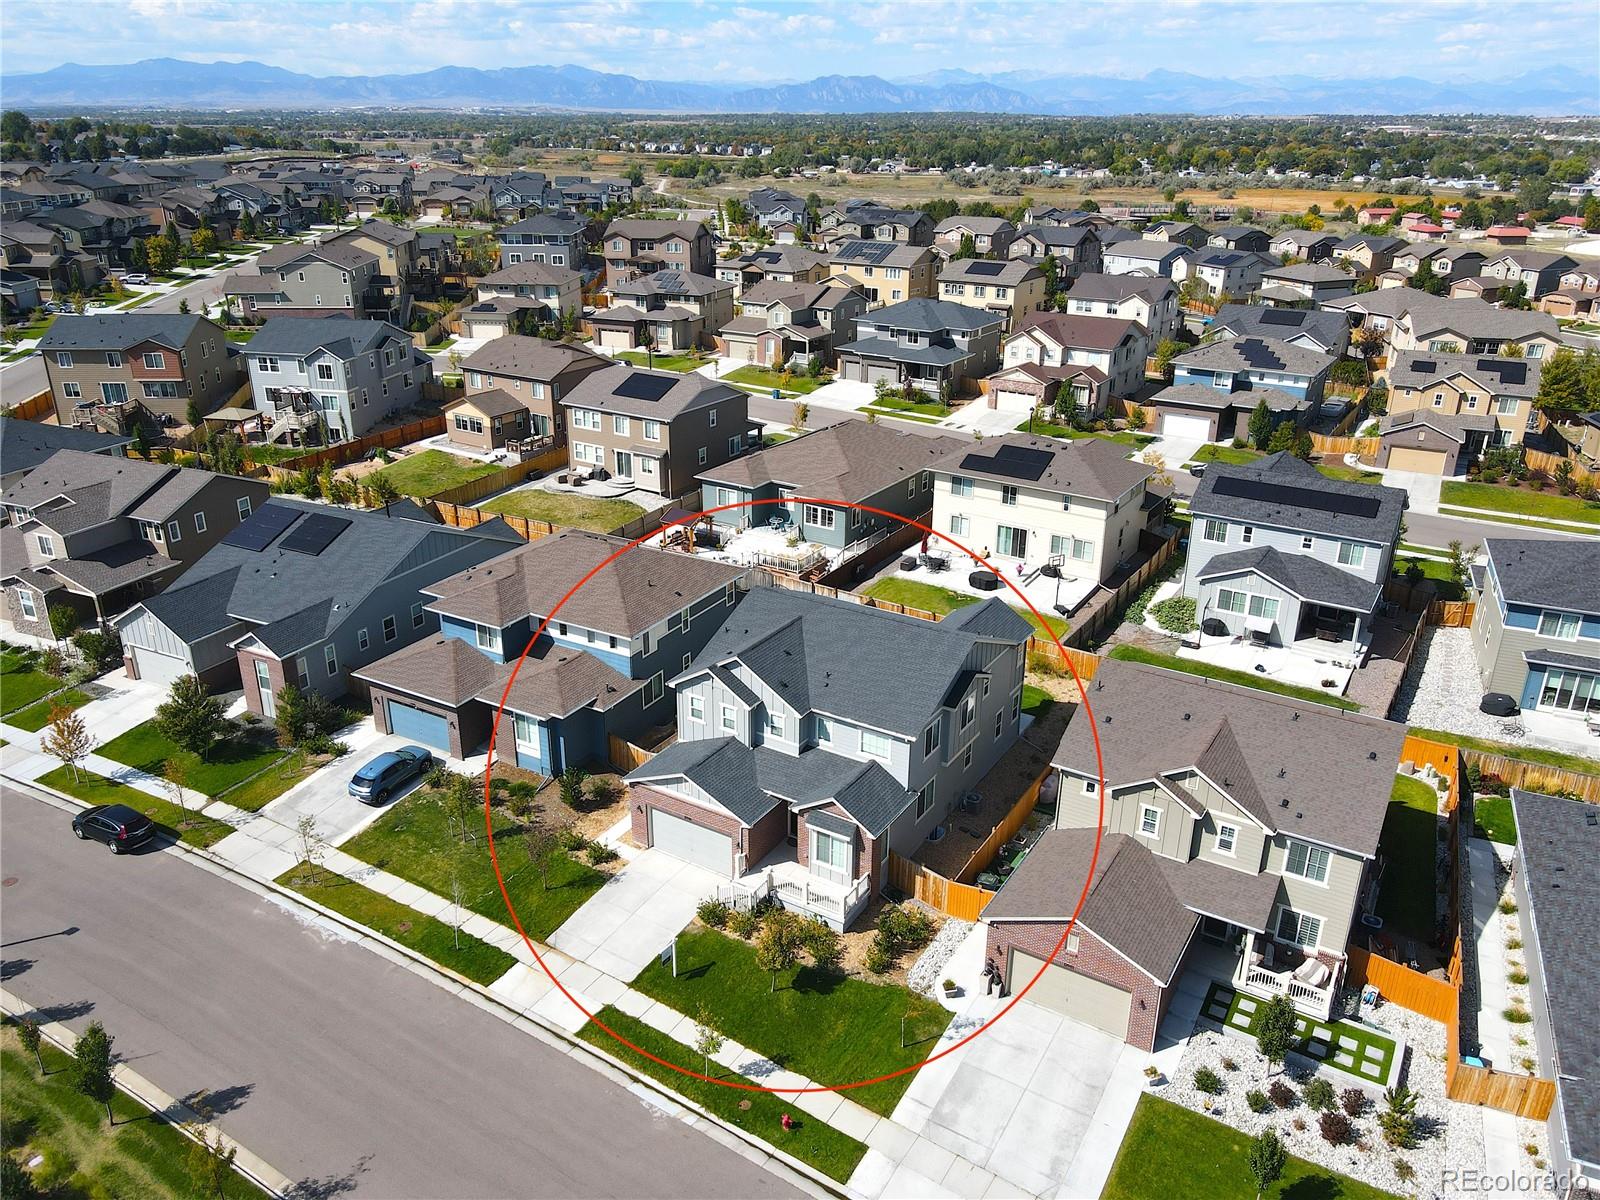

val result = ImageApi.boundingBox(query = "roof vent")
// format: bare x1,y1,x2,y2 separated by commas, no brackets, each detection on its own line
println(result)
1280,798,1290,808
1277,767,1287,778
1183,712,1191,721
1368,750,1378,760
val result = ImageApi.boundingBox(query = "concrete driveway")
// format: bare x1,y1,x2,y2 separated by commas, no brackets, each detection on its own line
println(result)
1142,431,1208,473
549,849,723,981
260,724,433,847
1378,466,1442,514
940,401,1021,437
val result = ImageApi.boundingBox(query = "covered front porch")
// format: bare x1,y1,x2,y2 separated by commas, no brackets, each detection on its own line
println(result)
719,845,875,931
1185,918,1341,1021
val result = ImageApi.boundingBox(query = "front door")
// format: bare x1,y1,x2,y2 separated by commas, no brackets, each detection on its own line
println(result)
254,659,275,719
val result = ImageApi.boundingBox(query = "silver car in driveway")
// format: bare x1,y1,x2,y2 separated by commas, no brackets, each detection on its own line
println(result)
348,745,434,805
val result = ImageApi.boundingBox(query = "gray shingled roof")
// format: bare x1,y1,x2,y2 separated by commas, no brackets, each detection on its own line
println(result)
257,241,375,271
1212,304,1348,351
1051,657,1408,858
3,449,183,534
940,596,1037,642
929,433,1154,504
1522,647,1600,672
1103,239,1192,262
243,316,410,360
1190,451,1406,543
460,335,607,381
697,421,965,502
1262,263,1356,285
0,417,130,478
477,261,580,288
1174,336,1334,379
559,364,745,421
940,258,1039,287
1013,310,1139,352
1510,788,1600,1171
1380,411,1495,441
38,313,204,352
1483,538,1600,616
626,737,779,825
1150,383,1306,414
1065,273,1175,304
494,639,640,719
860,298,1002,335
1385,349,1541,399
1199,545,1382,612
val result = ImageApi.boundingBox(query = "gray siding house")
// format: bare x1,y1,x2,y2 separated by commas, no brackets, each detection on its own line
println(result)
835,298,1003,396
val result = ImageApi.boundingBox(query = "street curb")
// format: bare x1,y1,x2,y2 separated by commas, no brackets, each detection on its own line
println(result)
6,774,846,1200
0,985,294,1197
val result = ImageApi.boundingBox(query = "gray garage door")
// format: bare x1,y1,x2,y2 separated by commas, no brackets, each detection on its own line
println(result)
649,808,733,875
1008,949,1132,1039
131,645,190,687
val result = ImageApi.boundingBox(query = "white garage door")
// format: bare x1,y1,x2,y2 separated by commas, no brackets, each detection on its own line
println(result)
1160,412,1212,441
1008,949,1132,1040
597,328,634,351
989,385,1037,415
649,809,733,875
131,645,190,686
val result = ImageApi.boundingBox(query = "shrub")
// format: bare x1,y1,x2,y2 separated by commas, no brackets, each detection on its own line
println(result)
799,918,843,973
863,940,892,975
302,734,349,757
1193,1066,1224,1095
1340,1088,1367,1118
558,767,589,809
1268,1079,1296,1108
1394,1159,1415,1184
1379,1085,1418,1149
727,908,761,940
876,903,935,955
1319,1111,1352,1145
696,898,731,928
71,628,123,672
1221,1056,1238,1071
587,776,619,806
584,841,618,865
1246,1089,1272,1113
1503,1006,1533,1024
1150,595,1198,634
556,828,588,852
1509,968,1528,985
1303,1077,1336,1112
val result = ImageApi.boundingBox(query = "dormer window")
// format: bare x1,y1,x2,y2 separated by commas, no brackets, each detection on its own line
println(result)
1138,805,1161,839
475,624,502,652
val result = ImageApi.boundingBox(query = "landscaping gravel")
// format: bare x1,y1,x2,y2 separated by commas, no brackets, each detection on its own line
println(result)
1392,628,1577,753
907,917,973,996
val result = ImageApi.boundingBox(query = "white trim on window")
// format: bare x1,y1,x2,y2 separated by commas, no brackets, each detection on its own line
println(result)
1138,804,1161,839
1284,838,1331,885
1215,822,1238,856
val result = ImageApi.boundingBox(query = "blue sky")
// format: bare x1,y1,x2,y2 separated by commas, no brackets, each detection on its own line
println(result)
5,0,1596,80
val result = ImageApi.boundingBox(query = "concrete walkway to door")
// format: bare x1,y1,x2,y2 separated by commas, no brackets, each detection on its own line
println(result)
548,849,725,981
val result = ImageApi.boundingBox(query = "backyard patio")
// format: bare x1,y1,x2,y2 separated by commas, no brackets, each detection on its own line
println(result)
1175,636,1355,696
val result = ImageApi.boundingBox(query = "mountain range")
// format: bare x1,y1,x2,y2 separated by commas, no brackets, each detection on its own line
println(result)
3,59,1596,116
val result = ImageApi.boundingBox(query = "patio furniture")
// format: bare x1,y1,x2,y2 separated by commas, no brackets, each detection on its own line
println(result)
1293,958,1333,990
1479,693,1519,717
969,570,1001,591
901,555,919,571
1248,626,1271,648
921,552,949,573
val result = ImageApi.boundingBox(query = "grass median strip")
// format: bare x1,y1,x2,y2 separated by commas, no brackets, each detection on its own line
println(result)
577,1005,868,1183
38,766,234,848
1106,645,1360,711
1440,480,1600,527
275,863,518,985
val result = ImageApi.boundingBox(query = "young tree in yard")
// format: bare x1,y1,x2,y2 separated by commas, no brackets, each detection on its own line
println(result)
72,1021,116,1125
1447,539,1477,591
558,766,588,810
1247,1129,1286,1200
294,814,324,883
753,908,802,992
47,602,80,641
41,705,95,782
368,473,400,508
1266,421,1299,455
178,298,192,315
16,1016,44,1074
1256,993,1299,1075
161,755,196,824
1534,348,1589,413
953,232,977,261
1153,338,1184,381
190,226,218,259
185,1126,238,1199
793,400,809,431
1248,396,1274,450
693,1006,724,1078
157,674,226,759
523,820,558,890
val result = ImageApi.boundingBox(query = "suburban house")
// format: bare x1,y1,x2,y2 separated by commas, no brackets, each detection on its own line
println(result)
1380,349,1541,464
2,220,99,297
560,365,756,497
1507,787,1600,1197
1208,304,1349,358
1470,538,1600,725
470,261,583,328
1269,229,1340,263
601,219,714,289
834,298,1003,396
1478,251,1580,300
1184,452,1405,664
827,239,938,306
1102,239,1193,279
356,530,747,765
1008,224,1102,280
746,186,810,231
626,586,1032,929
1209,226,1271,253
244,317,433,444
1059,273,1181,341
1329,234,1405,276
1171,335,1334,406
496,211,590,271
1385,243,1485,287
697,422,964,549
989,310,1146,415
714,244,833,297
717,279,867,369
2,450,269,638
222,241,387,324
933,215,1017,259
590,270,734,352
322,219,422,303
455,337,611,448
1173,248,1276,299
936,258,1046,332
929,434,1157,585
1257,262,1357,306
1358,205,1398,225
984,657,1408,1046
1145,220,1210,249
113,499,522,710
0,417,129,492
39,314,243,428
1,267,42,315
1374,294,1562,358
819,202,932,245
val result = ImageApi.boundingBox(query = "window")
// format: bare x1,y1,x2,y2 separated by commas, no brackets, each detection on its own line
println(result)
571,408,601,431
1248,594,1279,621
1000,484,1018,506
475,623,502,652
1301,535,1313,551
1276,907,1323,950
950,476,974,497
689,694,705,722
612,414,630,435
193,512,207,534
382,616,397,643
915,779,935,819
643,419,660,441
1285,840,1331,884
100,382,128,404
1216,588,1247,614
18,588,38,620
357,628,369,651
860,729,892,759
295,656,310,689
766,711,784,738
142,352,165,369
35,533,53,556
814,715,833,745
514,715,539,747
728,435,742,456
62,382,81,399
949,514,970,537
646,672,664,705
325,644,339,676
1538,611,1580,640
257,356,279,373
236,496,253,520
720,704,736,731
316,362,336,381
166,520,181,542
1242,525,1254,544
1139,805,1161,839
960,695,975,729
106,351,123,368
1216,823,1237,855
802,504,836,530
1066,931,1080,955
1202,519,1227,542
923,722,940,759
995,525,1027,558
698,447,708,465
55,352,72,367
994,711,1003,738
1337,542,1367,568
708,409,718,428
811,828,851,885
411,602,425,628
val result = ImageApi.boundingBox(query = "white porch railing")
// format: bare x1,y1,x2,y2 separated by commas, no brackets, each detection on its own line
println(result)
1238,960,1338,1021
770,872,872,923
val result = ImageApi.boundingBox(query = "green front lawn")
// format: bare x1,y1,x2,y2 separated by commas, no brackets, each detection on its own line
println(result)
367,449,503,498
1408,727,1600,775
862,577,1069,640
1440,480,1600,527
1376,775,1441,942
99,720,288,798
632,927,951,1116
1106,645,1360,711
2,1028,273,1200
722,365,829,394
1102,1096,1398,1200
276,864,517,985
1014,419,1156,450
1,652,68,715
1316,462,1382,484
861,406,942,424
39,767,234,848
341,789,605,939
216,749,321,812
1392,556,1468,601
478,489,645,533
6,688,91,732
866,393,949,419
1188,443,1262,467
1473,794,1517,845
613,350,711,373
578,1006,868,1183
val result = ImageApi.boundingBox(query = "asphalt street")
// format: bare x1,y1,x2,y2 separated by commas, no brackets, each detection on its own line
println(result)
0,783,803,1200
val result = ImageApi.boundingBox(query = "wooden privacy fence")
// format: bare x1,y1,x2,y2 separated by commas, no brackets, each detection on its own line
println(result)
607,734,658,773
1447,1051,1557,1120
1461,751,1600,805
1524,446,1597,486
1346,944,1458,1024
1310,432,1380,458
955,767,1050,885
887,851,992,922
1400,735,1460,802
1428,600,1475,627
264,415,446,475
426,443,567,507
435,500,558,541
3,388,55,421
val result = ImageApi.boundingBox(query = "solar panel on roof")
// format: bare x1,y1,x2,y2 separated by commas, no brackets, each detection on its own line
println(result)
960,444,1053,482
614,372,677,402
964,261,1006,276
1258,309,1305,326
838,241,894,264
1236,339,1285,370
221,504,298,552
1212,475,1382,520
1482,359,1526,386
279,512,351,556
1410,359,1437,373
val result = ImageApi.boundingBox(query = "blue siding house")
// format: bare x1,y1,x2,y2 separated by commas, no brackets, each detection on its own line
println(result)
1171,335,1335,406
